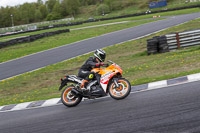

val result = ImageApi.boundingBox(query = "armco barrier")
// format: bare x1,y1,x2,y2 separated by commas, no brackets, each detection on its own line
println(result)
0,29,70,49
166,29,200,50
1,4,200,38
0,22,82,38
147,29,200,55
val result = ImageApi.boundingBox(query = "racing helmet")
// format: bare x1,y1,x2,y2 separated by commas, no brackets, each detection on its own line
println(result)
94,49,106,62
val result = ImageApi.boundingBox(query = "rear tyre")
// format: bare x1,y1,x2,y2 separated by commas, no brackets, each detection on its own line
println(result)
61,85,82,107
109,78,131,100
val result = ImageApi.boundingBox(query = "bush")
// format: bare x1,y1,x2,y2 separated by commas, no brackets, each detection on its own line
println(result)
96,4,110,15
112,1,123,10
46,13,62,21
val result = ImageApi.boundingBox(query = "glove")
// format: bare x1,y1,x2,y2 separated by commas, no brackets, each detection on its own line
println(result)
96,63,108,67
95,63,103,67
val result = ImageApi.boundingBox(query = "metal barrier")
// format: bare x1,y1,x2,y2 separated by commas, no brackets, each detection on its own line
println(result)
166,29,200,50
147,29,200,55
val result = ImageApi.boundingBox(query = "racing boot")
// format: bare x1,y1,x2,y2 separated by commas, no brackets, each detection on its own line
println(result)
80,80,89,93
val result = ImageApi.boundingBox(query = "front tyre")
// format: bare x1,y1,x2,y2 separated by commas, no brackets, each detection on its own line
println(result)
61,85,82,107
109,78,131,100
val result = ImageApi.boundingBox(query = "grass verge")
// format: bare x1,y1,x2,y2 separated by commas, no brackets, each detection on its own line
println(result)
0,18,200,106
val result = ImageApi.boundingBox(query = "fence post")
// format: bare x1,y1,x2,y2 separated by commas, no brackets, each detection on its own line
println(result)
176,32,180,49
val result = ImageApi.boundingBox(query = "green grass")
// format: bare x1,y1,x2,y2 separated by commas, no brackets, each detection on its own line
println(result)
0,17,200,106
92,2,200,20
0,18,164,63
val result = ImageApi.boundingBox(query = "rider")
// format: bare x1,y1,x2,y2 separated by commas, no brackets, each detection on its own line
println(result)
78,49,108,91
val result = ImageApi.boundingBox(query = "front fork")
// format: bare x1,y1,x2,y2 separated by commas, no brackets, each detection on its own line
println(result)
113,78,119,88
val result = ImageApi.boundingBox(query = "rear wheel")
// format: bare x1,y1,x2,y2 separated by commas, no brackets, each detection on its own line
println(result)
61,85,82,107
109,78,131,100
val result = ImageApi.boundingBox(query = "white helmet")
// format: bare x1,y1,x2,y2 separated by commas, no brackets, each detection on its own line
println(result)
94,49,106,62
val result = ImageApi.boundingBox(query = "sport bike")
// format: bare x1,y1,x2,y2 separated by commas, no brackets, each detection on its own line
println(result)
59,60,131,107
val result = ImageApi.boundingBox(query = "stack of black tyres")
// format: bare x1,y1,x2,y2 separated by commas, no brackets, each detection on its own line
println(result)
147,35,169,55
158,35,169,53
147,37,159,55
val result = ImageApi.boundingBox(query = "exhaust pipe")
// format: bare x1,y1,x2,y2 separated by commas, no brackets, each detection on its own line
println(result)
71,88,81,96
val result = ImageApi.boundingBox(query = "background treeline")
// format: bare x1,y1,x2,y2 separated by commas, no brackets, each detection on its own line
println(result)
0,0,187,28
0,0,151,28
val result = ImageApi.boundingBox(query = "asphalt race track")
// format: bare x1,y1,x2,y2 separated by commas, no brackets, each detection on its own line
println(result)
1,12,200,81
0,81,200,133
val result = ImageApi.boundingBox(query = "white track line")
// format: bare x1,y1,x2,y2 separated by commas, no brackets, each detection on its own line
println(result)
0,106,4,110
148,80,168,90
42,98,61,107
11,102,32,111
187,73,200,82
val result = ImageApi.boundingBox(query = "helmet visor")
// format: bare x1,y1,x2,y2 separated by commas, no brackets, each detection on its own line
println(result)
100,54,106,62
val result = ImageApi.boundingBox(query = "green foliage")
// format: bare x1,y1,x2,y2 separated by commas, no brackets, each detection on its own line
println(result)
46,0,57,13
66,0,80,16
61,0,69,16
35,10,42,21
80,0,99,6
96,4,110,15
104,0,137,11
52,1,63,16
37,0,43,5
39,5,48,18
46,13,62,21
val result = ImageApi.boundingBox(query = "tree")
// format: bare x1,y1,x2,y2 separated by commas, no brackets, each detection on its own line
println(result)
51,1,62,20
80,0,99,5
52,1,62,15
96,4,110,15
104,0,117,11
39,5,48,19
37,0,43,5
46,0,57,13
66,0,80,17
35,9,42,21
61,0,69,16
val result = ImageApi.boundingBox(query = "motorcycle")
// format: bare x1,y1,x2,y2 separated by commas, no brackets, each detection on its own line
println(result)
59,60,131,107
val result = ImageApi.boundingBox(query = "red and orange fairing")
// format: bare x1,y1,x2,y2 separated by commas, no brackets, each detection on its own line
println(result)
91,64,123,85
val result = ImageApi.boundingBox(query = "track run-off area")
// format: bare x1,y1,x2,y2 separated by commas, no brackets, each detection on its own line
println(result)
1,12,200,81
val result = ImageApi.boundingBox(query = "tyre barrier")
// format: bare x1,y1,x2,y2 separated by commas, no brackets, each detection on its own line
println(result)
0,29,70,49
147,35,169,55
1,4,200,38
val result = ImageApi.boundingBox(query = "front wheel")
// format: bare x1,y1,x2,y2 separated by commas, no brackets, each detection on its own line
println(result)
61,85,82,107
109,78,131,100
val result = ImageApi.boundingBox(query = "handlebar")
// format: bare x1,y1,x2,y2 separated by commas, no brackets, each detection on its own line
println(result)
107,60,116,64
103,64,109,67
